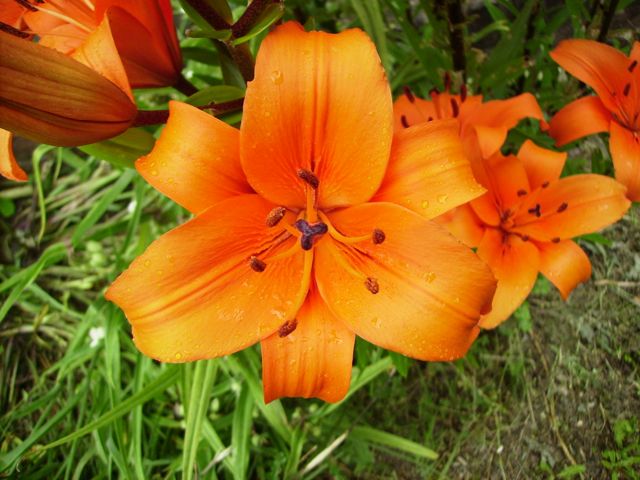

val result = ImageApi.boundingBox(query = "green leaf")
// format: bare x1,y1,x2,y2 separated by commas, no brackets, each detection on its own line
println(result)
186,85,245,107
231,4,285,46
351,426,438,460
231,382,254,480
78,128,156,169
514,302,532,332
557,464,586,478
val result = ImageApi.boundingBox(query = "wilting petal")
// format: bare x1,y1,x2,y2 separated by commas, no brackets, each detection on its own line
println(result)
548,96,612,147
536,240,591,300
374,120,484,219
610,122,640,202
437,204,486,248
477,229,540,329
261,286,355,403
241,22,393,209
137,102,251,214
0,129,27,181
0,32,136,146
464,93,546,159
550,39,630,113
71,16,133,100
393,94,438,131
512,174,630,241
315,202,496,361
106,194,306,362
518,140,567,190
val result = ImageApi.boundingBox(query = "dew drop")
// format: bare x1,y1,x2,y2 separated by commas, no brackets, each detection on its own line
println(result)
175,352,182,360
270,70,283,85
437,194,448,204
143,260,151,267
421,200,430,209
424,271,436,283
151,170,158,176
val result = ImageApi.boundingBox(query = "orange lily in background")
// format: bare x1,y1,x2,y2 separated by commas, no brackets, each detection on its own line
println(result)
0,19,136,181
549,39,640,202
441,140,630,329
0,0,29,30
1,0,182,88
106,22,497,403
394,80,547,161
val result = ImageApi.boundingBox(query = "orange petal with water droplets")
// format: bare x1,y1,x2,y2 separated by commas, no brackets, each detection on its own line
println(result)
315,202,496,361
465,93,546,159
518,140,567,190
437,204,486,248
609,122,640,202
0,129,27,182
261,286,355,403
137,102,251,214
536,240,591,300
548,96,611,147
477,229,540,329
511,174,630,242
550,39,630,113
374,119,485,219
105,194,306,363
241,22,393,209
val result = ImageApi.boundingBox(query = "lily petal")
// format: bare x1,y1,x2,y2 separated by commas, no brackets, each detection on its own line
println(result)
0,129,27,181
548,96,612,147
610,121,640,202
241,22,393,209
511,174,630,241
473,153,531,211
477,229,540,329
315,202,496,361
373,119,485,219
536,240,591,300
137,102,251,214
437,204,486,248
518,140,567,190
393,94,438,131
106,194,306,363
465,93,546,159
261,286,355,403
550,39,630,113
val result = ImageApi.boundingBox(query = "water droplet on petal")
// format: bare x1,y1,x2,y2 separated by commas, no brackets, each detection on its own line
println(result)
175,352,182,360
271,70,283,84
437,194,448,204
421,200,430,209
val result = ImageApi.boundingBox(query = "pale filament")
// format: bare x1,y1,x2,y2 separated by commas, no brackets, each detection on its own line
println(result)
317,211,372,244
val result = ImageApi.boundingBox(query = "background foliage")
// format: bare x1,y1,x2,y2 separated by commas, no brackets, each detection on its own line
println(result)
1,0,639,478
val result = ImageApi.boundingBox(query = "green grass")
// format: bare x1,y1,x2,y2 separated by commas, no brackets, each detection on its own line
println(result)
1,0,639,478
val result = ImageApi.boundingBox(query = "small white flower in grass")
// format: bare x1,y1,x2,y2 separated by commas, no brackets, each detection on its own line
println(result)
127,199,137,214
496,445,504,455
89,327,105,347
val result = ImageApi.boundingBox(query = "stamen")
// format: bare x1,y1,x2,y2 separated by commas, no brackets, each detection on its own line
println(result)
31,6,93,33
629,60,638,73
400,115,410,129
541,181,550,188
500,209,513,223
528,204,541,217
521,235,530,242
557,202,568,213
296,168,319,189
15,0,38,12
278,318,298,337
517,189,527,197
429,87,439,99
249,256,266,272
295,219,327,250
372,229,386,245
443,72,452,92
427,116,433,122
0,21,30,38
460,84,467,103
403,85,415,103
450,98,460,118
623,83,631,97
265,206,287,227
267,240,301,263
551,237,560,243
365,277,379,294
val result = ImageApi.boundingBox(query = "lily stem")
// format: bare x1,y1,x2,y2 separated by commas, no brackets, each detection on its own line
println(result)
446,0,466,80
182,0,230,31
597,0,619,42
231,0,273,39
174,74,198,97
133,99,245,127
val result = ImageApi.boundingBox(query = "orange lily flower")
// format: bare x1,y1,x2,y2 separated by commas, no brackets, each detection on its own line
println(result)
2,0,182,88
441,140,630,328
0,18,136,181
106,22,497,403
393,80,547,161
0,0,30,30
548,39,640,202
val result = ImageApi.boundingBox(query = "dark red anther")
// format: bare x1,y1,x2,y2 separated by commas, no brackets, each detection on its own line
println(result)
0,21,29,38
517,189,527,197
427,116,433,122
557,202,568,213
372,228,386,245
403,86,415,103
528,204,541,217
429,87,439,98
15,0,37,11
249,256,266,272
551,237,561,243
521,235,530,242
450,98,460,118
295,219,328,250
278,318,298,337
443,72,452,92
400,115,410,129
365,277,379,294
542,181,550,188
629,60,638,73
623,83,631,97
460,84,467,103
296,168,319,189
265,206,287,227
